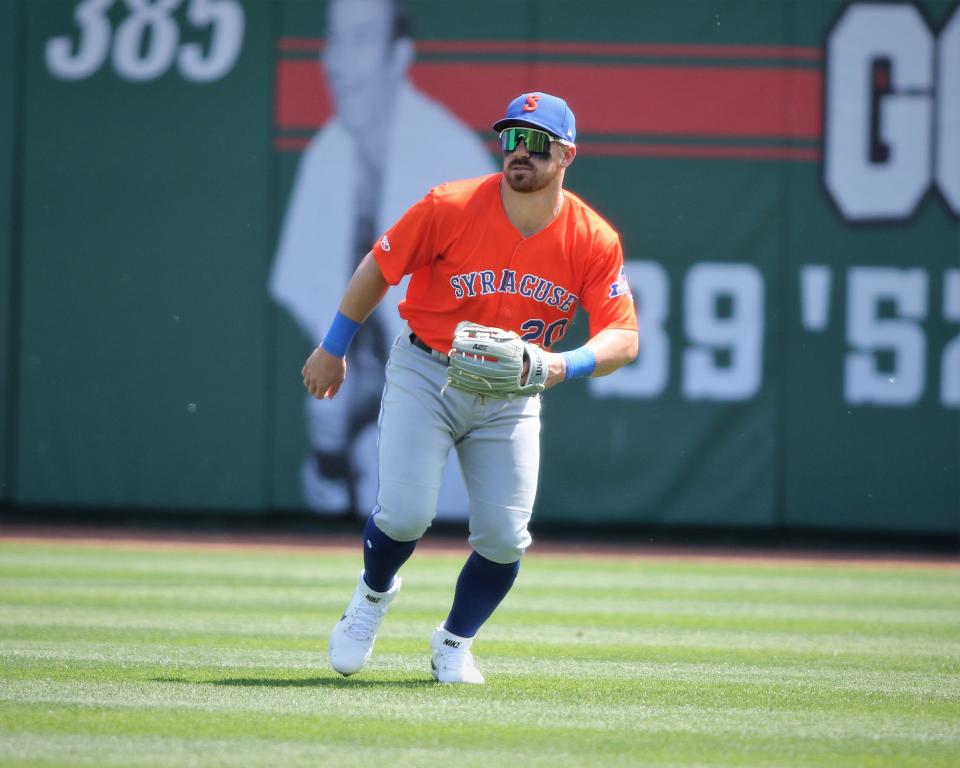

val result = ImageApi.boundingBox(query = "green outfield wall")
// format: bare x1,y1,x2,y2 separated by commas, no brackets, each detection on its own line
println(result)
2,0,958,535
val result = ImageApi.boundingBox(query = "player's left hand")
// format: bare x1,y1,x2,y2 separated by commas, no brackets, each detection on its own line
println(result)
302,346,346,400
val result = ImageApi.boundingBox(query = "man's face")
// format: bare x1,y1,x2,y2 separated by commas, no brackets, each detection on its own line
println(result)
502,136,568,193
324,0,399,132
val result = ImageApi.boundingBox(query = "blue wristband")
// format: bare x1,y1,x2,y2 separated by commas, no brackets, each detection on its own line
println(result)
559,347,597,379
320,312,361,357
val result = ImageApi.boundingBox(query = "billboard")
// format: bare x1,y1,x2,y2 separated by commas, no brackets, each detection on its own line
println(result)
4,0,958,534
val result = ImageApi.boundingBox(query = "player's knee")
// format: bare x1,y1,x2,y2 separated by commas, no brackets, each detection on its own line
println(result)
373,512,430,542
469,527,531,564
372,485,437,542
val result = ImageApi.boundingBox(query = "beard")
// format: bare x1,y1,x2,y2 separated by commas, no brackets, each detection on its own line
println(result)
503,158,558,193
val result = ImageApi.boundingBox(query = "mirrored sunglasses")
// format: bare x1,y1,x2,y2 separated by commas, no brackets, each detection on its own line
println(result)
499,126,558,155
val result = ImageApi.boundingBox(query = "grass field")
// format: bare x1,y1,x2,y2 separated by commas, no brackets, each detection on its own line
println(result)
0,535,958,767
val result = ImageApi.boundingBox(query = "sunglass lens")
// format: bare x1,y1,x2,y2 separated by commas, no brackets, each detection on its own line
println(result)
500,128,552,154
526,130,551,153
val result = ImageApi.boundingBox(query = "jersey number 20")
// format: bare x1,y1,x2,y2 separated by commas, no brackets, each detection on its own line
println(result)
520,318,569,348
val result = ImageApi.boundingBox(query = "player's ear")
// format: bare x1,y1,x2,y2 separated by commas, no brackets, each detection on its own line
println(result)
390,37,415,79
560,145,577,168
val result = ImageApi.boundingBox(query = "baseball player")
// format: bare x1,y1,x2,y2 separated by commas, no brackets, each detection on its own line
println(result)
302,91,639,684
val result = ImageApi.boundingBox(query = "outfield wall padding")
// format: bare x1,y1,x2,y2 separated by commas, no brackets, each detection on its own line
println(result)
3,0,958,534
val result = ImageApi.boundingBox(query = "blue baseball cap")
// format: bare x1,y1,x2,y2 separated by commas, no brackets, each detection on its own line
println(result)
492,91,577,144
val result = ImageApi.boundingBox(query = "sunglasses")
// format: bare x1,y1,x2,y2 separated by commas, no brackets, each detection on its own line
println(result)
499,127,562,156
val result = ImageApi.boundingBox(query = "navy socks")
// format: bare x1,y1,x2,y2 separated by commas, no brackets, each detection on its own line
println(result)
361,514,417,592
443,551,520,638
360,516,519,636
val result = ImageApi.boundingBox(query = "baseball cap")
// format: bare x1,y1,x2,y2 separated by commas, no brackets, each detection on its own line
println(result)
492,92,577,145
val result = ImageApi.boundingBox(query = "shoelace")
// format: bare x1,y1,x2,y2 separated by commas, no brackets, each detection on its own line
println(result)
344,600,384,641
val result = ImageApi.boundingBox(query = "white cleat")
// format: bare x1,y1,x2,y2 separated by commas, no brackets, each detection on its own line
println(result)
329,571,401,676
430,625,485,684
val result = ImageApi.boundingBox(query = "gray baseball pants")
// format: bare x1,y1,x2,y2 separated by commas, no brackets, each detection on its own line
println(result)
372,330,541,563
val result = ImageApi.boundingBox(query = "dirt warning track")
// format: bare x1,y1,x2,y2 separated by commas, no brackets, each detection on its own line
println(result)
1,523,957,569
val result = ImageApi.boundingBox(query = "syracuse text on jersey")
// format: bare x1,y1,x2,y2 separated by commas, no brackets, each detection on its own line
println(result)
449,269,579,313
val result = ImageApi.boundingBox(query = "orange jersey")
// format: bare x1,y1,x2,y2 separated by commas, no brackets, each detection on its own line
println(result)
372,173,637,353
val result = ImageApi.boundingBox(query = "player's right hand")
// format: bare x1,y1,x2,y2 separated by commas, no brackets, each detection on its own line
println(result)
301,346,346,400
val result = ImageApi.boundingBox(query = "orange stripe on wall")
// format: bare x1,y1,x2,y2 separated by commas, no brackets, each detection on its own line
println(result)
275,60,330,129
278,136,819,161
276,37,823,61
276,61,821,140
416,40,823,60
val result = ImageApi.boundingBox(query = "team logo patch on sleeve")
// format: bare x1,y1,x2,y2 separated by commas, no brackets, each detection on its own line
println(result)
609,267,630,298
379,235,391,252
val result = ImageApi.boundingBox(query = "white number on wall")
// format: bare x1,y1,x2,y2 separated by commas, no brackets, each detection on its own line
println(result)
941,270,960,406
682,263,764,401
45,0,114,80
178,0,246,82
112,0,182,81
845,267,928,405
587,263,957,408
44,0,245,82
591,262,764,401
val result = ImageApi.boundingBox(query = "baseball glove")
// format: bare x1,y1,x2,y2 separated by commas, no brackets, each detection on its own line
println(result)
446,321,548,397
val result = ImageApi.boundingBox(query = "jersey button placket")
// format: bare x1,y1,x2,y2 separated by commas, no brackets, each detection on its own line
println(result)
498,242,523,327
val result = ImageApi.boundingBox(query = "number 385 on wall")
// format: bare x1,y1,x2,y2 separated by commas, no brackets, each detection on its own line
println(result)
45,0,245,83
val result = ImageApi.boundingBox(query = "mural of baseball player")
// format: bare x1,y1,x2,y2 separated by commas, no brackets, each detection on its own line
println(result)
269,0,494,517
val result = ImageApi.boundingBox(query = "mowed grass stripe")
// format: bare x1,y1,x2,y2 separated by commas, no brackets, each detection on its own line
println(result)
3,580,958,629
4,733,953,768
4,705,960,768
1,543,955,594
1,558,954,592
4,645,960,711
1,682,957,743
4,599,959,645
7,640,960,684
4,609,959,663
4,648,958,699
3,657,959,716
0,539,958,767
0,733,580,768
3,702,959,766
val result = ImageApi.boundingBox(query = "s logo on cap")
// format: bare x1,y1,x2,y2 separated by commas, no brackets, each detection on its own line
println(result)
522,94,540,112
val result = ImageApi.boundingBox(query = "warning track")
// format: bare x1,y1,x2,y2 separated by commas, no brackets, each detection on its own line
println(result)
1,523,956,569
